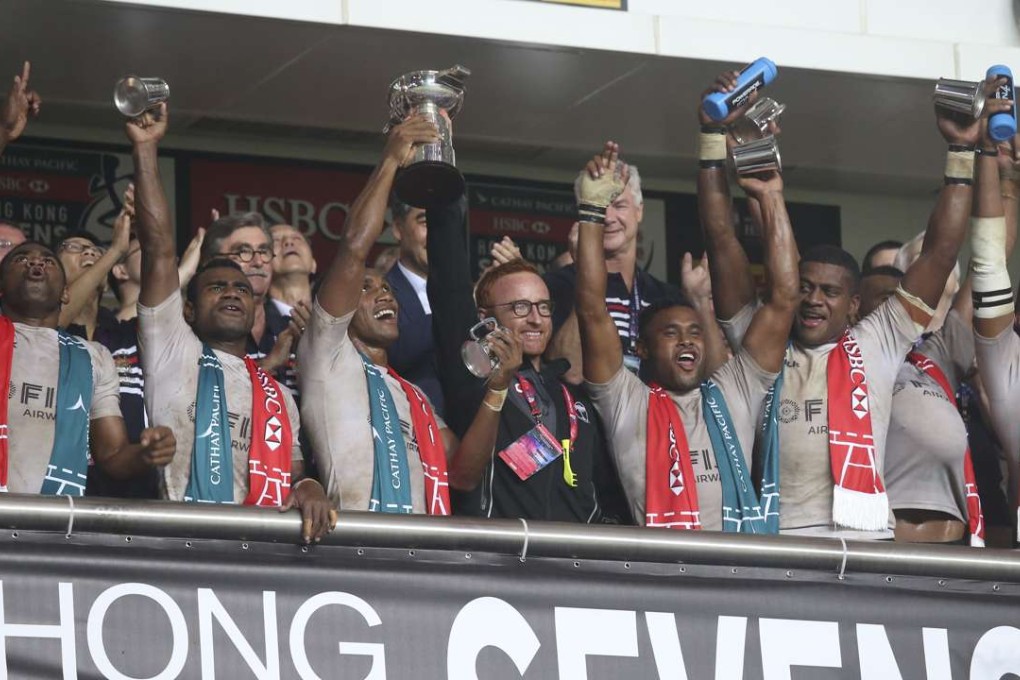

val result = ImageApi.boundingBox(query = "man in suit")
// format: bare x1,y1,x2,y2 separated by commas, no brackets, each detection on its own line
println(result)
385,194,444,417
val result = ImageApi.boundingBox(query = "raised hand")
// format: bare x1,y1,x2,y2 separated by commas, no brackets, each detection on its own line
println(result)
109,183,135,259
286,300,311,339
680,252,714,309
125,101,168,146
383,115,441,167
481,327,524,392
490,236,522,266
937,76,1013,147
0,61,41,146
577,141,629,221
698,70,758,127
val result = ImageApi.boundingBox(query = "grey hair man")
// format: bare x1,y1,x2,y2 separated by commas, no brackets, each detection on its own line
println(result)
544,143,681,383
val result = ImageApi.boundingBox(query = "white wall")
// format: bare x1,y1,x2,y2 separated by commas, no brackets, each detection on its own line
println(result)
99,0,1020,81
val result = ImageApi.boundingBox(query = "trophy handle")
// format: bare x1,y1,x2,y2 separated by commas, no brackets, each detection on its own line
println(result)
437,65,472,91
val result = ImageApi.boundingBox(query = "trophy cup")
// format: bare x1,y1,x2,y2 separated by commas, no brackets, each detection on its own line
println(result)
461,318,500,378
114,77,170,118
732,135,782,176
386,65,471,208
933,78,986,119
729,97,786,144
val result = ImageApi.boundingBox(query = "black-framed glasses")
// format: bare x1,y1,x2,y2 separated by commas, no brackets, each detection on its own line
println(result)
58,241,106,257
490,299,554,318
220,246,275,263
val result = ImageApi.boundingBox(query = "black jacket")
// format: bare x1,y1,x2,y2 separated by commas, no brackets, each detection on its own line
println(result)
425,195,631,523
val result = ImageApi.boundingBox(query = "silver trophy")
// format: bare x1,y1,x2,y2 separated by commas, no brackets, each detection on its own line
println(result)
730,97,786,144
732,135,782,175
933,78,986,119
114,76,170,117
386,65,471,208
462,318,500,378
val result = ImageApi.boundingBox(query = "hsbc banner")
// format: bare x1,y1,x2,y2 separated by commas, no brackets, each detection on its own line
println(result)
1,531,1019,678
187,157,369,270
0,143,176,244
466,182,671,282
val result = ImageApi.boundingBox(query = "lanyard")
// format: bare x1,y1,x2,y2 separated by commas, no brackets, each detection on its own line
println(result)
516,375,580,486
627,273,641,354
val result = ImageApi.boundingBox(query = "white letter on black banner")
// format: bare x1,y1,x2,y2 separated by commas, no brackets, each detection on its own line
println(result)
555,608,638,678
856,624,903,679
970,626,1020,679
644,612,690,680
289,592,385,680
447,597,539,679
198,589,279,679
87,583,188,680
0,581,76,680
759,619,841,679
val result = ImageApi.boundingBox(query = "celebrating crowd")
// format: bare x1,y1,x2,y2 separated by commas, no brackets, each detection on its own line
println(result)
1,59,1018,549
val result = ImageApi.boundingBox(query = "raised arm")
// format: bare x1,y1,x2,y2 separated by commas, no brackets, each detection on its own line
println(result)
0,61,41,156
60,184,133,327
697,70,756,320
956,130,1020,321
737,172,799,372
576,143,627,383
901,79,1011,322
127,103,177,308
316,117,438,318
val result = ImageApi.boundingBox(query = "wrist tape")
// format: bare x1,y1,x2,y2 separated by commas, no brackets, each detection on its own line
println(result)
970,216,1015,318
699,130,727,169
577,203,606,225
945,147,975,185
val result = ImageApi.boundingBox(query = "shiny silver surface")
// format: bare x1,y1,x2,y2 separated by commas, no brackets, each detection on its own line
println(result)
386,66,470,206
730,96,787,144
933,78,986,118
732,134,782,175
114,76,169,117
1,494,1018,582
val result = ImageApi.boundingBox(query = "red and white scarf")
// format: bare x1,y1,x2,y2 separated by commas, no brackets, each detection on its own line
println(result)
388,368,451,516
905,351,985,546
242,357,294,507
645,385,702,529
827,329,888,531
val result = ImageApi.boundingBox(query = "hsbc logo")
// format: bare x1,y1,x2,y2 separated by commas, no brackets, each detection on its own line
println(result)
28,179,48,194
530,221,551,235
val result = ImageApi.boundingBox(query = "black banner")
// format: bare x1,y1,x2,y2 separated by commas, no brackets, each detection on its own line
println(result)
0,143,175,246
0,529,1018,678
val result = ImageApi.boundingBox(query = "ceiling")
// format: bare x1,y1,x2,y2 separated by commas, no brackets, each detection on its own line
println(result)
0,0,952,196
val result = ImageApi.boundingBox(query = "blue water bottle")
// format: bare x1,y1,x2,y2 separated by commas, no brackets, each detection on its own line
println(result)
702,57,778,122
986,65,1016,142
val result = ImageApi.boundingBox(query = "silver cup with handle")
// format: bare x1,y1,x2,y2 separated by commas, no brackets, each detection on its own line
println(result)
461,317,501,379
730,97,786,144
386,65,471,208
933,78,986,119
732,135,782,175
114,76,170,117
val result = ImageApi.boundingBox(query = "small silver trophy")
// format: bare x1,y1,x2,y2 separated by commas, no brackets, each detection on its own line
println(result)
386,65,471,208
462,318,500,378
730,97,786,144
933,78,986,119
732,135,782,176
114,77,170,118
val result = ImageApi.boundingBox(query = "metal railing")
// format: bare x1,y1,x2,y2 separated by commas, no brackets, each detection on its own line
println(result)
0,493,1017,582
